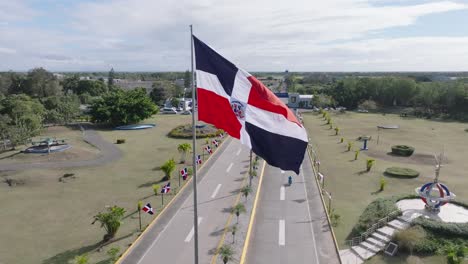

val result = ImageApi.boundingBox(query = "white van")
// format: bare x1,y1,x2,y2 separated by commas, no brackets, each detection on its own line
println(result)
162,107,177,114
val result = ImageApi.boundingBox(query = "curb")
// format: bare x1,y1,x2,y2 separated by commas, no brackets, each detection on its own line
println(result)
306,146,342,263
239,160,266,264
115,137,232,264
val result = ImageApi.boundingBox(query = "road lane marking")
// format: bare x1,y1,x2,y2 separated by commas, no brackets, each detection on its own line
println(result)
280,186,285,201
236,148,242,156
226,162,233,172
211,184,222,199
185,217,203,242
279,220,285,246
301,165,320,263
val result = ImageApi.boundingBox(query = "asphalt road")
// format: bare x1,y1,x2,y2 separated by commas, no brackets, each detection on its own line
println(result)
245,153,340,264
122,139,250,264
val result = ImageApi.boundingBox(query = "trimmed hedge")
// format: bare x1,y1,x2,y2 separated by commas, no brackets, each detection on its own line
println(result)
168,124,223,139
350,197,400,236
412,217,468,239
391,145,415,156
385,167,420,178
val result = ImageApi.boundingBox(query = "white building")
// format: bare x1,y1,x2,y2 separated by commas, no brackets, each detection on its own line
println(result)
288,93,314,108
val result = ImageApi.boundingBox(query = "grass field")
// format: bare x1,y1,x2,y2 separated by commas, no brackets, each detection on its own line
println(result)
302,112,468,252
0,115,217,264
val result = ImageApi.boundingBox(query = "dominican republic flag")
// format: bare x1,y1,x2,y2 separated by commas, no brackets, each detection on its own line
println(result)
142,203,154,215
196,154,202,164
212,139,219,147
180,168,188,180
193,36,308,174
205,145,213,154
161,182,171,194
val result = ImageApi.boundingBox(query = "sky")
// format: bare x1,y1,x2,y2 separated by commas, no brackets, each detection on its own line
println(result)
0,0,468,72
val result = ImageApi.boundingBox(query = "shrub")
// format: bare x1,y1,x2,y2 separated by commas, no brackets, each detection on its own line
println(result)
412,217,468,239
354,150,359,160
347,141,353,151
152,184,160,196
334,127,339,135
393,226,426,254
379,177,386,191
385,167,420,178
351,197,400,236
107,247,120,262
465,128,468,133
391,145,415,156
330,209,341,227
366,159,375,171
116,139,125,144
168,124,222,139
340,137,344,143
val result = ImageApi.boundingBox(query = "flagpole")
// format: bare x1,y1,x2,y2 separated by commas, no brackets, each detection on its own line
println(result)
190,24,200,264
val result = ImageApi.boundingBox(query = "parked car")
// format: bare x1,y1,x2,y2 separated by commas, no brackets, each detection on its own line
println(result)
182,110,191,115
162,108,177,114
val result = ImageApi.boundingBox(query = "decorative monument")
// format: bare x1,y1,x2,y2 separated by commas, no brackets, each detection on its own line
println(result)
25,138,71,154
416,153,456,213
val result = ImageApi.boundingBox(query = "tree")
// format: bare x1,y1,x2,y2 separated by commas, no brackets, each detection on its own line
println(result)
108,67,115,88
177,143,192,163
42,95,80,124
152,184,160,196
218,244,234,264
366,159,375,172
76,80,107,96
229,224,238,244
160,158,176,181
92,205,126,242
107,247,120,262
312,94,334,108
240,186,252,201
358,100,377,110
184,70,191,88
62,75,79,95
149,84,168,106
89,88,158,126
231,203,246,223
24,68,61,98
0,114,12,150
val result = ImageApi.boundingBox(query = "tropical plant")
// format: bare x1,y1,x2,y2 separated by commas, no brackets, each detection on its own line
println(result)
160,158,176,180
92,205,126,241
107,247,120,262
137,200,143,230
380,177,386,191
326,116,331,124
229,224,238,244
329,123,333,129
334,127,339,135
177,143,192,164
355,150,360,160
232,203,246,223
340,137,344,143
393,226,426,255
74,254,89,264
218,244,234,264
347,141,353,151
153,184,160,196
366,159,375,172
330,209,341,227
240,186,253,201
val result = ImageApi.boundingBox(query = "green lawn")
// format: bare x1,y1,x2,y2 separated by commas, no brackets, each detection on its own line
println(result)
302,112,468,252
0,114,217,264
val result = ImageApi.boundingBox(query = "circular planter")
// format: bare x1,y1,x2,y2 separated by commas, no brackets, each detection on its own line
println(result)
391,145,415,156
385,167,420,178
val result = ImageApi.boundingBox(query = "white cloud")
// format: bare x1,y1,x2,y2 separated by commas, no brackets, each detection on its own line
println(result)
0,0,467,71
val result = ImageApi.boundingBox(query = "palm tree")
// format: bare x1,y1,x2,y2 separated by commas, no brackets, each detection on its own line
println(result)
160,158,176,180
366,159,375,172
229,225,238,244
240,186,252,201
177,143,191,164
92,205,126,242
232,203,246,223
218,244,234,264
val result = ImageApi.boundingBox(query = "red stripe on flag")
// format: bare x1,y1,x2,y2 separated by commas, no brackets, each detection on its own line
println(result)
246,76,301,126
197,88,241,139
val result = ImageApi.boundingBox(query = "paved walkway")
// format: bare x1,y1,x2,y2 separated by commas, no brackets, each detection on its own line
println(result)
0,124,122,171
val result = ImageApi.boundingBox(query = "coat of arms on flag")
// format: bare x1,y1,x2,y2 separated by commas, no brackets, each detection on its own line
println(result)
161,182,171,194
196,155,202,164
212,139,219,147
205,145,212,154
142,203,154,215
193,36,308,174
218,133,224,139
180,168,188,180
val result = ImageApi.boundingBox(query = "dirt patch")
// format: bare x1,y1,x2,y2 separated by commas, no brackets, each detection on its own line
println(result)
365,150,445,166
3,177,25,187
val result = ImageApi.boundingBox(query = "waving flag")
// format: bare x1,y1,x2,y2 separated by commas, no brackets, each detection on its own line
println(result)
205,145,213,154
161,182,171,194
142,203,154,215
196,155,202,164
180,168,188,180
218,133,225,139
212,139,219,147
193,36,308,174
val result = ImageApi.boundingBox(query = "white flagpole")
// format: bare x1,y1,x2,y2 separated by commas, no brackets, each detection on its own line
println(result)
190,24,200,264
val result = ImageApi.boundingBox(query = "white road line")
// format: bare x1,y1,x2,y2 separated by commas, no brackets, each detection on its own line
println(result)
280,186,285,201
136,140,236,264
301,164,320,263
211,184,222,199
226,163,233,172
185,217,203,242
281,170,285,174
279,220,286,246
236,148,242,156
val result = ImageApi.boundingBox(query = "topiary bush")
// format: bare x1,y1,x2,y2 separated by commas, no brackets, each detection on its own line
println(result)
385,167,420,178
116,139,126,144
350,197,400,236
168,124,223,139
391,145,415,156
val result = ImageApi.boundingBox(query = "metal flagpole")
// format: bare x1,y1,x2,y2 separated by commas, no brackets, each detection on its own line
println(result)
190,24,199,264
